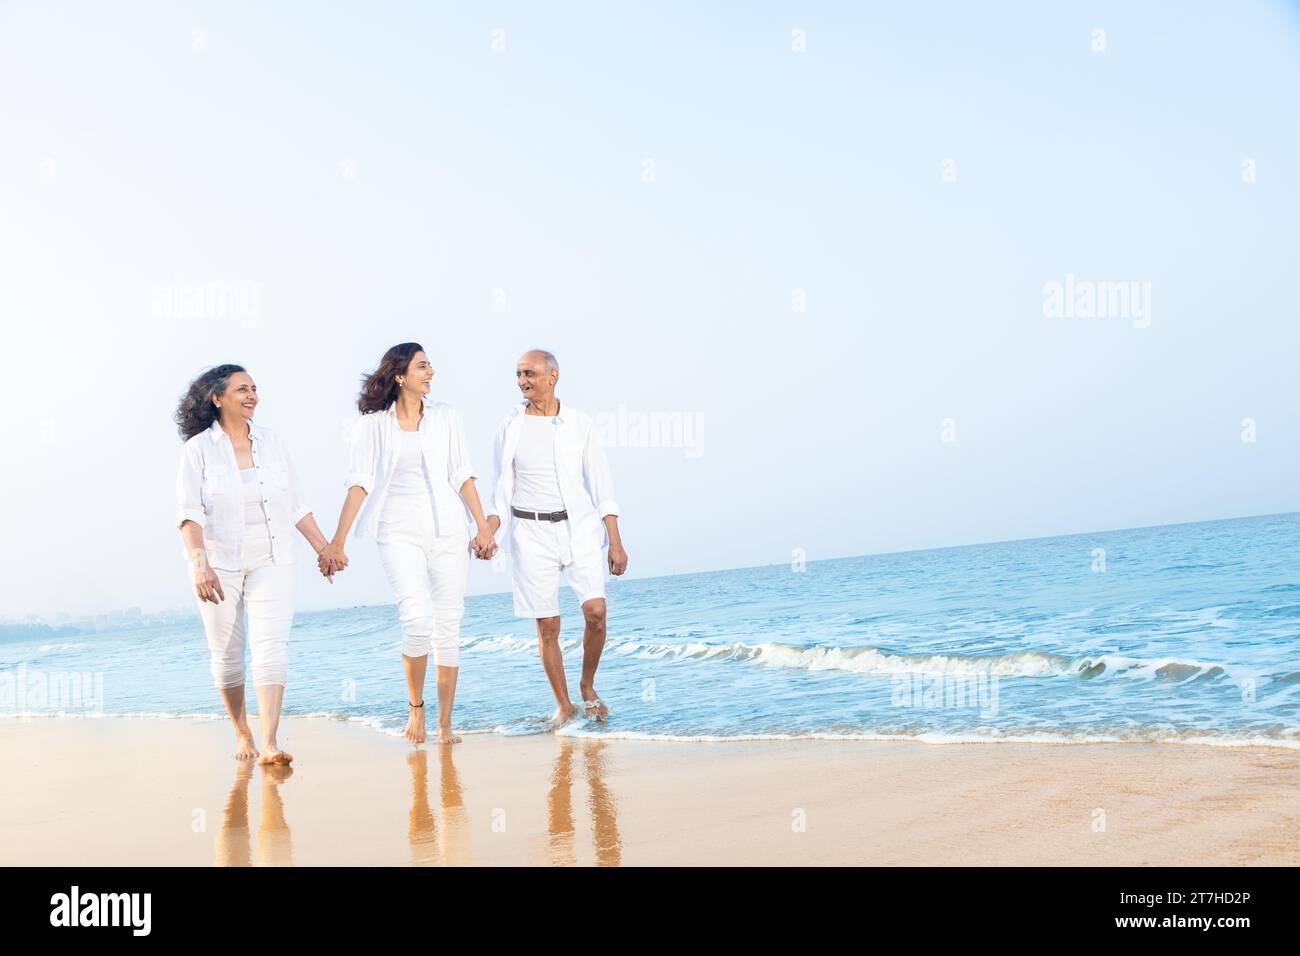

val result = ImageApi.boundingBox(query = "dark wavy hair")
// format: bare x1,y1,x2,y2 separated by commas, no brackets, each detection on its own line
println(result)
175,364,246,441
358,342,424,414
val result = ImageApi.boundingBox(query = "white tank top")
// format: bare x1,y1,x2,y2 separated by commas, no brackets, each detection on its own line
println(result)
388,429,429,497
241,467,266,526
513,415,565,511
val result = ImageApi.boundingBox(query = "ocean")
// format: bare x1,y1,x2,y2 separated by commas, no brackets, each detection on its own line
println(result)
4,513,1298,747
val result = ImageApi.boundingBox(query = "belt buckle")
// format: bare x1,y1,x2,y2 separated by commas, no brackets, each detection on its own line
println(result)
547,511,560,522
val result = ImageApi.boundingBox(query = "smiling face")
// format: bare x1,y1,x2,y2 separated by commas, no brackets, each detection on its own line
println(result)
397,351,433,397
215,371,258,423
516,351,557,402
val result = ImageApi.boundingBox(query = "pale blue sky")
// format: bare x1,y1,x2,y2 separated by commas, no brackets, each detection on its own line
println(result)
2,1,1297,617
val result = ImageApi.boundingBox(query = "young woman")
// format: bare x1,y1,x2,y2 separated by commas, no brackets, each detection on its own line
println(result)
175,364,335,764
319,343,495,745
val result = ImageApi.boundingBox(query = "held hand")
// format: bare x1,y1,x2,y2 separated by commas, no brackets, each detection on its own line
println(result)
192,562,225,604
318,542,348,578
608,541,628,576
472,525,497,560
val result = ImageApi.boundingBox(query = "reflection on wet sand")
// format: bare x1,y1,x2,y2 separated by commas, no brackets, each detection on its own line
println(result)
583,741,622,866
407,748,471,866
545,738,577,866
215,762,253,867
214,734,621,867
214,762,293,867
257,764,294,866
542,738,623,866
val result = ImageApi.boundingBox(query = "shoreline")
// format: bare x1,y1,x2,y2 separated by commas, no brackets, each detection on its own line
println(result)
3,712,1300,750
3,716,1300,865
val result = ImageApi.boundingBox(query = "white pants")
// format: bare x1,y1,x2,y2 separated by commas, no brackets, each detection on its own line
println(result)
377,493,470,666
510,517,606,618
197,522,296,689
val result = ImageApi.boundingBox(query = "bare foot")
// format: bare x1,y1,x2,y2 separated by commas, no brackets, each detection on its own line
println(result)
258,741,293,765
550,701,578,728
580,686,609,721
433,723,462,745
234,729,259,761
405,703,428,745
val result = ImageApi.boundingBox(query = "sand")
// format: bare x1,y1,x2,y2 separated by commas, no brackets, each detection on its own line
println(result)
2,716,1298,866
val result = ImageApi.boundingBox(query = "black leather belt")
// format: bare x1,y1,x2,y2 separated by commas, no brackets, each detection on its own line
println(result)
512,506,568,522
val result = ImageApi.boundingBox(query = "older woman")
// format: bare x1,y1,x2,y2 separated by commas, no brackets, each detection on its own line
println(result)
175,364,334,764
318,343,495,746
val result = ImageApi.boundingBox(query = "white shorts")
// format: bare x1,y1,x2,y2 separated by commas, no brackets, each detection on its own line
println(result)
510,516,606,618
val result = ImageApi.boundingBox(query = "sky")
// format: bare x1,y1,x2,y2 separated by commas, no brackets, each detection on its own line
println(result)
1,0,1298,619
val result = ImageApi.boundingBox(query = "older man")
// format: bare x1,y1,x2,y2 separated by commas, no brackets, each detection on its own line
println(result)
486,350,628,724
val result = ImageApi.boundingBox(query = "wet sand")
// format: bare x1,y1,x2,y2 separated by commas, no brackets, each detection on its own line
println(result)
2,717,1298,866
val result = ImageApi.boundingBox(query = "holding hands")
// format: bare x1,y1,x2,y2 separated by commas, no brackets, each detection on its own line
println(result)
317,541,348,581
472,523,497,561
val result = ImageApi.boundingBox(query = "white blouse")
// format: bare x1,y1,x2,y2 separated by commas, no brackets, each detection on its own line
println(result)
345,399,476,539
176,419,311,570
240,467,265,526
387,429,429,497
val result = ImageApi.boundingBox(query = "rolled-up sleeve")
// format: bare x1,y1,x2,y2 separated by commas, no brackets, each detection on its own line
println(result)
346,415,378,493
446,407,476,491
582,420,620,518
283,442,312,525
175,442,206,529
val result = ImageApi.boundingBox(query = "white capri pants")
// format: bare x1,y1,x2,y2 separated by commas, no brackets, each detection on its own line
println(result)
377,493,470,666
196,523,296,688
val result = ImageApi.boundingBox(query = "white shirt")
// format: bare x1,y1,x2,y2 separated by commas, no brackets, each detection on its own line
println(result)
346,399,476,540
512,415,565,511
487,401,620,557
175,419,311,570
387,429,429,498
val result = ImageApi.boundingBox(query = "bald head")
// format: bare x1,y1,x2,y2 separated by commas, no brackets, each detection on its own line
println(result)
522,349,558,372
516,350,559,405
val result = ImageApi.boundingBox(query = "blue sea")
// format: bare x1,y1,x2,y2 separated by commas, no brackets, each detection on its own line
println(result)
4,513,1299,747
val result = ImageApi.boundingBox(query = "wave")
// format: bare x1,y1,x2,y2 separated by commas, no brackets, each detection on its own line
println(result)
1261,604,1300,619
458,635,1246,684
460,634,584,654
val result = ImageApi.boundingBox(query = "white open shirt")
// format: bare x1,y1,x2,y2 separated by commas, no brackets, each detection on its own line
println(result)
175,419,311,570
487,401,621,558
345,399,477,540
